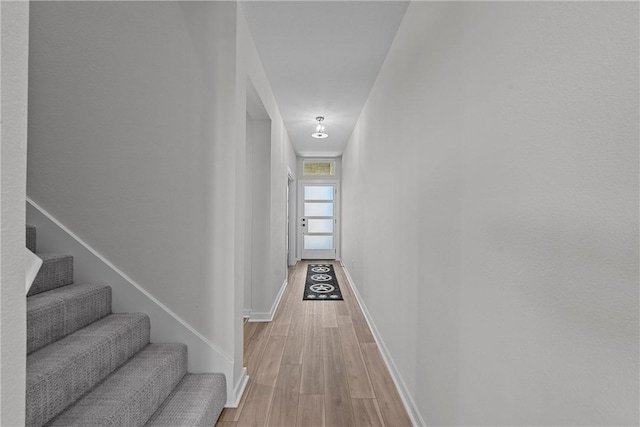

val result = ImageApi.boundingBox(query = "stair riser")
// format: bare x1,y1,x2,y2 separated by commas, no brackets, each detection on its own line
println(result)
26,225,36,252
27,284,112,354
29,255,73,296
26,315,150,427
109,348,187,426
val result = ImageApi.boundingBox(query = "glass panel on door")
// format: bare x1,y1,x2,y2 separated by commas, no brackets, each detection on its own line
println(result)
304,186,334,201
307,219,334,234
304,202,334,217
303,235,334,250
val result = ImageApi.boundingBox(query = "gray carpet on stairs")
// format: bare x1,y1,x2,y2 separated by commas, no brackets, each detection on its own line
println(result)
27,283,112,354
27,313,150,427
25,224,226,427
145,373,227,427
26,224,37,252
29,254,73,296
47,344,187,427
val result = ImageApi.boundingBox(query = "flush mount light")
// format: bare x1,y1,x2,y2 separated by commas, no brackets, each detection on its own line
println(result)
311,116,328,139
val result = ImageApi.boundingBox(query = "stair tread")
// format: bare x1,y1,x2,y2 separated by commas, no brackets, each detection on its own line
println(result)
27,313,150,427
145,373,227,427
34,252,71,259
27,283,112,354
48,343,188,427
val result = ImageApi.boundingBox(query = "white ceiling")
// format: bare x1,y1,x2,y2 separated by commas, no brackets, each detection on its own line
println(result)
241,1,409,157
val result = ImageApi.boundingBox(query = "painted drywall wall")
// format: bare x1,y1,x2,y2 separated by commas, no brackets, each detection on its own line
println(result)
342,2,639,425
0,2,28,424
236,9,297,322
249,117,272,315
244,112,253,317
27,1,246,402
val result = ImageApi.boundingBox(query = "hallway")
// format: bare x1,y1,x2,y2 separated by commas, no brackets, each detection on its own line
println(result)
217,261,412,426
4,1,636,425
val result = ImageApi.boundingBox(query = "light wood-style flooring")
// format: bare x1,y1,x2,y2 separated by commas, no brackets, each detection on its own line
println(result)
216,261,413,427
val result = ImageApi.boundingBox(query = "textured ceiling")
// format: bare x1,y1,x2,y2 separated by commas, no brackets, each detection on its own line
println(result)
241,1,409,157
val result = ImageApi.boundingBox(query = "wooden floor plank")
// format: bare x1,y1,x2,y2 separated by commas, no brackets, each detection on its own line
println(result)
345,296,375,343
236,382,275,427
237,336,287,427
304,300,321,316
282,297,306,364
321,300,338,328
334,264,352,297
218,408,237,423
296,394,325,427
300,314,324,395
337,315,375,398
245,321,273,376
271,285,293,336
351,398,385,427
334,300,349,316
268,364,302,426
360,343,413,427
323,327,355,427
215,421,238,427
244,322,259,346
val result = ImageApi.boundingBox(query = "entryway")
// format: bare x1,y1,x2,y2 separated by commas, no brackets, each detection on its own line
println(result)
299,182,339,260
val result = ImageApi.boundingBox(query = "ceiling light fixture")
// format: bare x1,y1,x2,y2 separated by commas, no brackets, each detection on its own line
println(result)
311,116,328,139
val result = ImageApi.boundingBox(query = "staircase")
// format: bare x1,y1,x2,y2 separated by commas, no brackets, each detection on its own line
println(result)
25,225,226,426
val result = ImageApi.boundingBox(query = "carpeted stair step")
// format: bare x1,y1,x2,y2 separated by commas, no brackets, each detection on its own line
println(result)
29,253,73,296
26,224,37,252
27,283,112,354
26,313,150,427
145,373,227,427
48,343,188,427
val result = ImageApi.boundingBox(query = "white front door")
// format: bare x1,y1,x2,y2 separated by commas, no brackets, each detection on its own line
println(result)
300,183,337,260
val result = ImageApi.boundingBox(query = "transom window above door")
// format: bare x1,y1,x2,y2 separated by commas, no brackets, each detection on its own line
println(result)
303,161,335,176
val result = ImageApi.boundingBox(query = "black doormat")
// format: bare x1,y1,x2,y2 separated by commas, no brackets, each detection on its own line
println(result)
303,264,343,301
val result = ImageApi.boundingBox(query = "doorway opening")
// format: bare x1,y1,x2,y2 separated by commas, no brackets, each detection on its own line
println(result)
298,181,340,260
244,81,271,318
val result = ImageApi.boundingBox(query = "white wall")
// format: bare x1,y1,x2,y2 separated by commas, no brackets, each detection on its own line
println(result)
249,116,272,315
244,112,253,316
0,2,29,425
342,2,639,426
27,1,245,402
237,8,297,321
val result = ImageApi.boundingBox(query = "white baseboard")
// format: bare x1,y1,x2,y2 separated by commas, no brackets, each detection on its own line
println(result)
340,262,426,427
248,279,287,322
242,309,252,318
229,368,249,408
26,199,243,406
